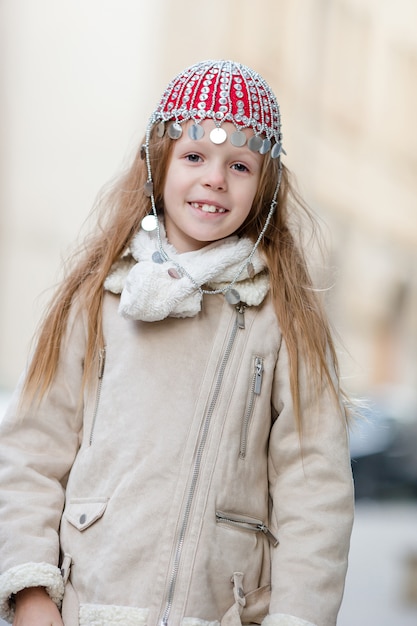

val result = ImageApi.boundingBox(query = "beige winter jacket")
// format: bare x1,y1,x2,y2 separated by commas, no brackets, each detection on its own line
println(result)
0,280,354,626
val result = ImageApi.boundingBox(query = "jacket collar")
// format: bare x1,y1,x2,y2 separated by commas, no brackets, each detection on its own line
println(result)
104,226,270,322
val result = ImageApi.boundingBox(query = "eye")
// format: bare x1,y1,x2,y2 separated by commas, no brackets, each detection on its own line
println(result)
185,153,202,163
231,162,249,173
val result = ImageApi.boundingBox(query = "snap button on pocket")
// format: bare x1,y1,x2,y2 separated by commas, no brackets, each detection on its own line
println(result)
64,498,108,531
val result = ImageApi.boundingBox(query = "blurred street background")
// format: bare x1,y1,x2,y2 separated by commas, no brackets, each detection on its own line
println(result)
1,1,416,624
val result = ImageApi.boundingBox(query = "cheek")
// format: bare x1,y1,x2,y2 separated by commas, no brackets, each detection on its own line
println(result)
162,173,176,208
230,201,254,233
242,182,259,213
233,183,259,227
163,162,185,197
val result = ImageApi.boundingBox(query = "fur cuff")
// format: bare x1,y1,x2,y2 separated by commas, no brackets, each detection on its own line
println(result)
262,614,317,626
79,603,149,626
0,562,64,622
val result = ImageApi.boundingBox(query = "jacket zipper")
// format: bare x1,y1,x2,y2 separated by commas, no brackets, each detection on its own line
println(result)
240,356,263,459
160,305,245,626
237,303,246,329
216,510,278,547
89,347,106,446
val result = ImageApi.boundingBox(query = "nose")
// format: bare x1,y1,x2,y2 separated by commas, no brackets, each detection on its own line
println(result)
202,162,227,191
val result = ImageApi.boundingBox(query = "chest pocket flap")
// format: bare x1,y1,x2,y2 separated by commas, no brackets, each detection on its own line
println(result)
64,497,108,531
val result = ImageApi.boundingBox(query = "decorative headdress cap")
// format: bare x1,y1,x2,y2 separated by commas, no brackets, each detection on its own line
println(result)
148,59,284,157
141,60,284,292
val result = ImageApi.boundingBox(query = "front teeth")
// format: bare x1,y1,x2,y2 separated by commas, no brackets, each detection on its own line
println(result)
191,202,226,214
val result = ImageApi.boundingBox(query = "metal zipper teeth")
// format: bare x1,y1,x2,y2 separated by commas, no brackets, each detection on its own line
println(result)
160,308,243,626
215,511,278,547
240,356,263,459
89,347,106,446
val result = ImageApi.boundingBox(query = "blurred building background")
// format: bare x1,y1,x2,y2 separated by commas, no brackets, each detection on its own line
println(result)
0,0,416,624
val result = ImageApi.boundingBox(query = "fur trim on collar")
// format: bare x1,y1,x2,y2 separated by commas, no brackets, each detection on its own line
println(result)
104,228,270,321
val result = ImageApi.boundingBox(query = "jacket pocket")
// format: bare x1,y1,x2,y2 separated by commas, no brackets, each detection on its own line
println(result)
64,497,108,531
240,356,264,459
216,510,278,546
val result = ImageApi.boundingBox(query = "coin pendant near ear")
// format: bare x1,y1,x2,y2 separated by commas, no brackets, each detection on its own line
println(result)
141,214,158,231
143,181,154,197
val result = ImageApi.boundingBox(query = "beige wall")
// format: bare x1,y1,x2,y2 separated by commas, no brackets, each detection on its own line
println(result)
0,0,165,385
1,0,416,402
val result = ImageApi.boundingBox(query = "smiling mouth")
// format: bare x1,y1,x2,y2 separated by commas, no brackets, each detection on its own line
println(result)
190,202,227,214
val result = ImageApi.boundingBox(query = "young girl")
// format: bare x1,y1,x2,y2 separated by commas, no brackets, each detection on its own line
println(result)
0,60,353,626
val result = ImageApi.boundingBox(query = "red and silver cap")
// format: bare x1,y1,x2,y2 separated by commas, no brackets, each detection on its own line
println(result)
148,59,284,158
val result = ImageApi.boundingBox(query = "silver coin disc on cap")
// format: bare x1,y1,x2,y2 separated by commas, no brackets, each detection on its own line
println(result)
188,124,205,140
209,127,227,145
168,122,183,139
156,122,165,137
271,142,283,159
230,130,247,147
259,138,271,155
248,135,263,152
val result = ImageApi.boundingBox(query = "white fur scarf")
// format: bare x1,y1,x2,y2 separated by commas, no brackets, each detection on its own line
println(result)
104,227,269,322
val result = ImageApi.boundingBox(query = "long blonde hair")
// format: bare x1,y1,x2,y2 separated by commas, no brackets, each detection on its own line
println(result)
23,127,344,425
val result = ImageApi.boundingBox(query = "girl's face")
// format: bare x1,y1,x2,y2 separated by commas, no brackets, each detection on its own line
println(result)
162,120,262,252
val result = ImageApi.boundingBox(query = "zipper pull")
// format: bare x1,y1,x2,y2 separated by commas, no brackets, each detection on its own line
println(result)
236,304,246,329
254,357,263,394
98,347,106,379
60,553,72,584
257,523,279,547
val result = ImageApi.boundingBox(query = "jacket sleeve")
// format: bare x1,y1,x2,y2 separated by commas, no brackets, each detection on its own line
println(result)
263,339,354,626
0,302,86,621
